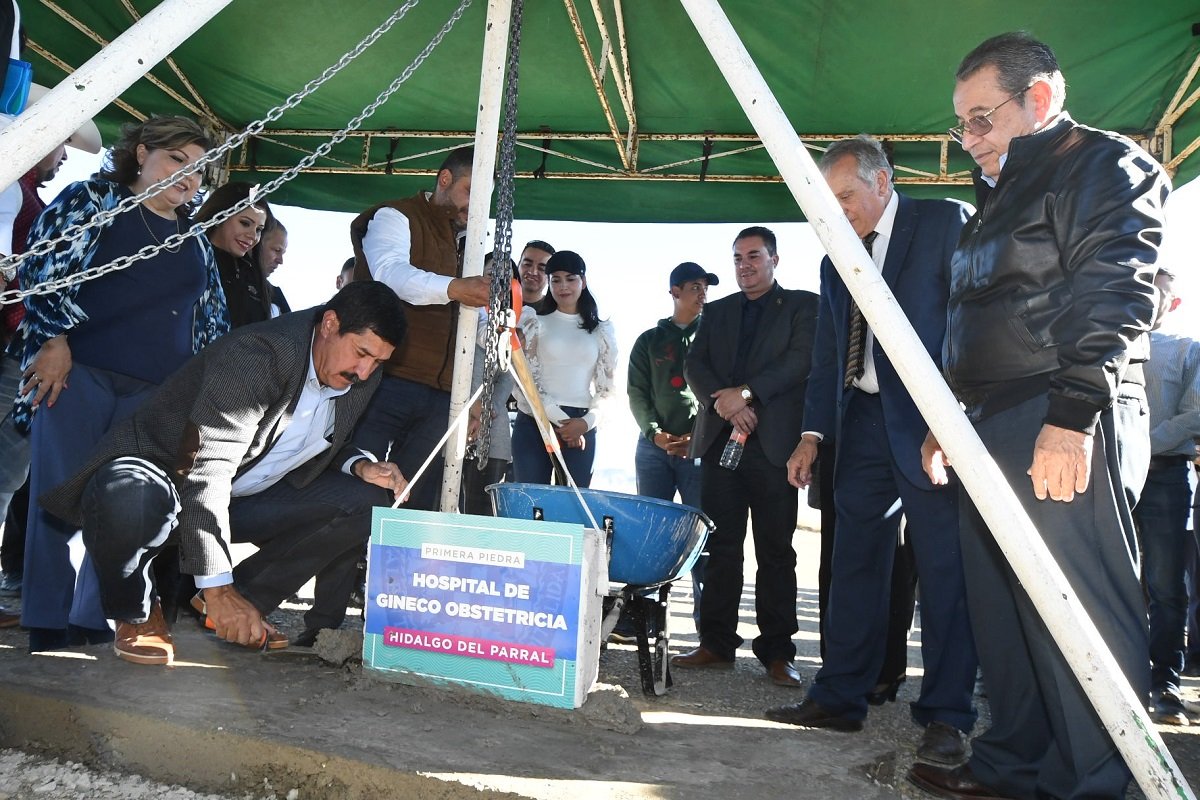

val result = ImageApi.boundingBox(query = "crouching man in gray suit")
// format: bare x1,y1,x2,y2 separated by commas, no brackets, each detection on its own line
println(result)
41,281,409,666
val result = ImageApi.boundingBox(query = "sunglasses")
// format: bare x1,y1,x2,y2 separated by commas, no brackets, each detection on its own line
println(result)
948,85,1033,144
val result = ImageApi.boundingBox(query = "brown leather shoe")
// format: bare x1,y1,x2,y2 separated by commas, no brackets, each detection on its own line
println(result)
114,601,174,666
764,697,862,731
906,763,1013,799
766,659,803,687
0,607,19,628
670,645,734,669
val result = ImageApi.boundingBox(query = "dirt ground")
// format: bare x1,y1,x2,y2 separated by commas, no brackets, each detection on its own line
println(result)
1,523,1199,800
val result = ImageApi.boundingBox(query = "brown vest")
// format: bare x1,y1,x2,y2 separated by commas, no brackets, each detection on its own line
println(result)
350,193,461,391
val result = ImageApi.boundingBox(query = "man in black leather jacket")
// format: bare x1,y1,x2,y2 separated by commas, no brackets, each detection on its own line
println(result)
907,32,1169,800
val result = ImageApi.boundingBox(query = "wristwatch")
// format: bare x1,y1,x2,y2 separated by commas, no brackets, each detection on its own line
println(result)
739,385,753,402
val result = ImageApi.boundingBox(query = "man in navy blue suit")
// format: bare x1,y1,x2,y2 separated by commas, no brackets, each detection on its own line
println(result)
765,137,977,764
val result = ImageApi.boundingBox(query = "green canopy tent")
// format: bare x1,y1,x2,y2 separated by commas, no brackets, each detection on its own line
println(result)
5,3,1200,797
17,0,1200,221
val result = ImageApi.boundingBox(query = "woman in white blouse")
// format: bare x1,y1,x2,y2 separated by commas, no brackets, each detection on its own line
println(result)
512,250,616,487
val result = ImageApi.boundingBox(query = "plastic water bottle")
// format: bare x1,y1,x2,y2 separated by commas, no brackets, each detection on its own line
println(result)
719,429,747,470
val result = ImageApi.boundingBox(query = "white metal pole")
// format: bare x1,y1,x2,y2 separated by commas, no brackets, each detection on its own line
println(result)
677,1,1193,798
0,0,233,189
440,0,513,513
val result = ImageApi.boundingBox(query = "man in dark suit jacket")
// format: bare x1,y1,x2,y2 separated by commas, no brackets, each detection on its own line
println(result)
42,281,409,666
765,137,977,762
672,226,818,687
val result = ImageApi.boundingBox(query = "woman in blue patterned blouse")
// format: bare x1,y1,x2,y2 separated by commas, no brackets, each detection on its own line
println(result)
10,116,229,652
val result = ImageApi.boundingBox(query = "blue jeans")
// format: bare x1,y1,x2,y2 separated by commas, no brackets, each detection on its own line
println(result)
634,435,705,619
634,435,702,507
1187,529,1200,662
511,409,596,487
1134,460,1194,696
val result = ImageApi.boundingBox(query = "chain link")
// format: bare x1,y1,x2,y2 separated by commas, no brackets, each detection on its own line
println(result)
476,0,524,466
0,0,436,294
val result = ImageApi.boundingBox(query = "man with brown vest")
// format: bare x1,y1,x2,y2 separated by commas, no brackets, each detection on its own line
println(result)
348,146,490,510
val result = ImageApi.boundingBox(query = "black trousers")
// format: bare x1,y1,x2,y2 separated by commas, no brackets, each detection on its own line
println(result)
81,456,387,630
461,456,508,516
350,375,450,512
697,434,799,665
962,391,1149,800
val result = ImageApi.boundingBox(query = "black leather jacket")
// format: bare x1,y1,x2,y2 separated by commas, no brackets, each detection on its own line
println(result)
944,114,1169,432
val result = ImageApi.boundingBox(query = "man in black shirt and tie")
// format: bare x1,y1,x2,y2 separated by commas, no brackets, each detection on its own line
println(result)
672,226,817,688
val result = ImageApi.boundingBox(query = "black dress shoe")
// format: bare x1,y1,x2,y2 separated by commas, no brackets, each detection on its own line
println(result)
766,659,803,687
291,628,322,649
671,645,733,669
916,721,967,765
764,697,862,731
1150,691,1189,726
906,763,1012,799
866,675,905,705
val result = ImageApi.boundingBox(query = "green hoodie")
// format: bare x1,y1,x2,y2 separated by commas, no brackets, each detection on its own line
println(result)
627,315,702,439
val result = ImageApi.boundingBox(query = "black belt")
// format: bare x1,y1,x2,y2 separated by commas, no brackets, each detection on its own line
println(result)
1149,454,1190,471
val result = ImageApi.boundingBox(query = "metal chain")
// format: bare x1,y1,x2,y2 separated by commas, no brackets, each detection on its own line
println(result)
0,0,473,307
0,0,426,283
476,0,524,466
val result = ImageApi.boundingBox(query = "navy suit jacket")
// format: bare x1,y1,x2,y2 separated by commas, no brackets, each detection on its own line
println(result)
686,282,819,468
804,193,971,488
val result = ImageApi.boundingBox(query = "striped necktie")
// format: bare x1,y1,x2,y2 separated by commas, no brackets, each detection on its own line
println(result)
844,231,879,390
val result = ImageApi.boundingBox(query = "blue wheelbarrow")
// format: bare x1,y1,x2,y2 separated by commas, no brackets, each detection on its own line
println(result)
487,482,711,696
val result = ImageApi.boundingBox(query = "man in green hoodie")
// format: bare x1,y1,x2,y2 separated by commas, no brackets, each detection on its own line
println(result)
626,262,719,633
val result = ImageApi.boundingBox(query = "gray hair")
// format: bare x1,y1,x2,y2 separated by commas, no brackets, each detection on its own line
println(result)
819,135,893,185
956,32,1066,112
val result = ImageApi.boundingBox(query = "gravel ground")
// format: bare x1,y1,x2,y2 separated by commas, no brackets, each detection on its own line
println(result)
0,749,272,800
0,544,946,800
2,525,1197,798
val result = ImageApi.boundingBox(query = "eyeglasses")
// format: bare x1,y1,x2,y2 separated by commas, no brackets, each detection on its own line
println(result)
948,85,1033,144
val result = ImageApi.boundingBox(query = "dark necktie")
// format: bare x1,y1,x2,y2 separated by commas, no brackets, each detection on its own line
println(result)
844,231,879,390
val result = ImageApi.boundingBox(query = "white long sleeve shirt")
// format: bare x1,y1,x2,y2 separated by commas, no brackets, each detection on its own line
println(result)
360,203,462,305
516,310,617,431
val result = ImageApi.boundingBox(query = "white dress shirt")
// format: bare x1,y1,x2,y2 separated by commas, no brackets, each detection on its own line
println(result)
802,190,900,442
361,200,463,305
195,343,351,588
852,189,899,395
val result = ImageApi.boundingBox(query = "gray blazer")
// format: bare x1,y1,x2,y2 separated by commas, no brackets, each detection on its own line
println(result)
43,309,381,577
